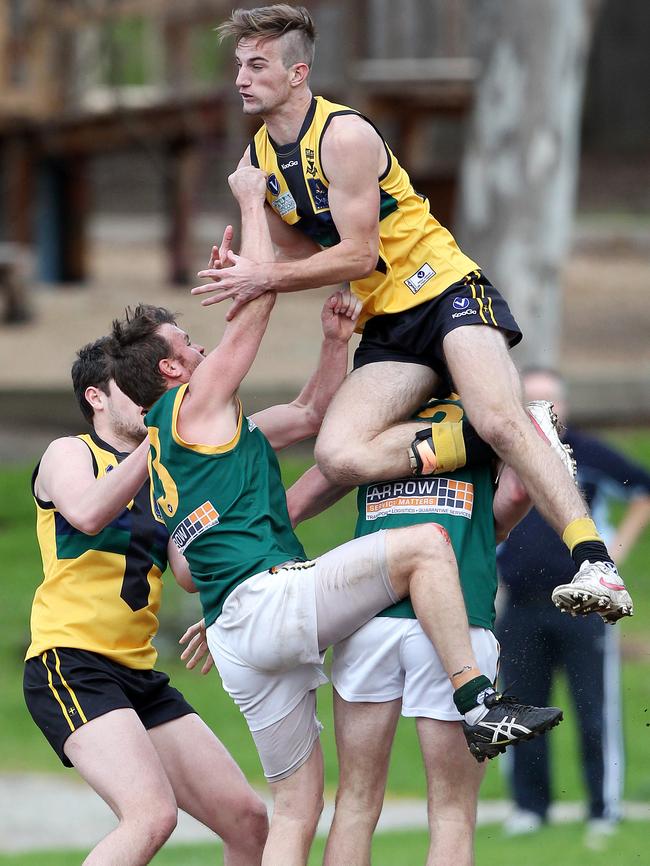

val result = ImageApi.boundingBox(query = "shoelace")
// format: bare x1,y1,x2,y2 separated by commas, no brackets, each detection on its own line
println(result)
579,561,618,580
485,694,539,718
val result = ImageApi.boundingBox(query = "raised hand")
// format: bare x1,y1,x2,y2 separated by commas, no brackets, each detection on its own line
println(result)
321,287,362,343
227,165,268,203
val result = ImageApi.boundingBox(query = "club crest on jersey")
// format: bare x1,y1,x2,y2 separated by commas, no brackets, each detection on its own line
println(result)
305,147,317,177
171,501,219,553
405,263,436,294
308,178,329,211
267,173,280,196
453,297,470,310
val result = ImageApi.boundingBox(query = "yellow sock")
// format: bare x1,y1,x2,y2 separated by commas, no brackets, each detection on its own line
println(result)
562,517,602,553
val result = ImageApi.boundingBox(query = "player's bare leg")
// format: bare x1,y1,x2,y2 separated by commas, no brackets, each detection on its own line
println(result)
149,713,268,865
314,525,479,686
443,326,633,620
315,361,437,485
383,525,477,679
64,709,178,865
417,717,485,866
324,693,401,866
262,740,324,866
443,326,585,535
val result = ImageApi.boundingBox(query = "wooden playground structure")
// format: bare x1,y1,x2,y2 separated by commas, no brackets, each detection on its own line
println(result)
0,0,478,320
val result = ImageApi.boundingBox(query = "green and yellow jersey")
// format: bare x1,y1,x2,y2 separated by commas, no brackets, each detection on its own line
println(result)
355,395,498,629
27,433,169,669
145,385,307,627
250,95,478,328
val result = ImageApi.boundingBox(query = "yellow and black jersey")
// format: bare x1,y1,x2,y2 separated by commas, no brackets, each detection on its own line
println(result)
26,432,170,669
250,95,478,328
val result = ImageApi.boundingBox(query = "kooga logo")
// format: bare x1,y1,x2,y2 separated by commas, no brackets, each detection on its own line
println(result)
281,159,299,170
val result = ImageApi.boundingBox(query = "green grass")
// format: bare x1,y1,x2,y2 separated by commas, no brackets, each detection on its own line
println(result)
3,432,650,822
0,821,647,865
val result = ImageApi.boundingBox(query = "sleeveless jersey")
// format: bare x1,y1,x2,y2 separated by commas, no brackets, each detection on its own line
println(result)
250,95,478,327
145,385,307,627
355,396,497,629
26,432,169,669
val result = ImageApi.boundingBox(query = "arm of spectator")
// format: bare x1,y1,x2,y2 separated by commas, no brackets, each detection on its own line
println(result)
609,495,650,565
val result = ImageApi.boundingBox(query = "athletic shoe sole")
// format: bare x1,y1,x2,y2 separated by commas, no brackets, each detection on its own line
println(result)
551,585,633,623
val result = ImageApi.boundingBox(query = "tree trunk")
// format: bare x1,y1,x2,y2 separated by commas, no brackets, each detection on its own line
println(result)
455,0,601,367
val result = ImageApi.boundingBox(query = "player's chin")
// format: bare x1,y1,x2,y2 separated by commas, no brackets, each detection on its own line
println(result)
241,99,263,115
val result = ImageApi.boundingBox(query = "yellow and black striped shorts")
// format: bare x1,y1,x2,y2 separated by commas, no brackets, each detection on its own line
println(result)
23,647,195,765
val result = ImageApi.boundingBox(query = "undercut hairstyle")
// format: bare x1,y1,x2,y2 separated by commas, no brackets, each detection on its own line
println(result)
71,337,112,425
217,5,316,68
105,304,177,411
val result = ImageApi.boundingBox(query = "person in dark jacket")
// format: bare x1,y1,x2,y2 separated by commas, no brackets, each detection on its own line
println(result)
497,368,650,843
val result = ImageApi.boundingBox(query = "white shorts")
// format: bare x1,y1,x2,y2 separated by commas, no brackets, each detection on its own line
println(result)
332,617,500,721
207,531,397,779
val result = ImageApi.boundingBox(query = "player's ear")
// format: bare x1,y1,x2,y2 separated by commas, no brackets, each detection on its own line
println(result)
290,62,309,87
84,385,105,413
158,357,179,380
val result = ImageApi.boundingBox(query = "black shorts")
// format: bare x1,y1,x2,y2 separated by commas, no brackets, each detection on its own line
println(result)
354,270,522,378
23,648,196,766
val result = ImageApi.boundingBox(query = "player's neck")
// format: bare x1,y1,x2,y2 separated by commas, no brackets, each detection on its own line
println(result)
92,422,141,455
264,88,313,146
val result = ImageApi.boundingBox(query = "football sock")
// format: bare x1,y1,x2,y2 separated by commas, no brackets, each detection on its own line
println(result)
453,674,495,722
563,517,615,568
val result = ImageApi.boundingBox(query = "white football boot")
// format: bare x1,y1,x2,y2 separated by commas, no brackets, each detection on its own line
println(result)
526,400,577,480
551,560,633,623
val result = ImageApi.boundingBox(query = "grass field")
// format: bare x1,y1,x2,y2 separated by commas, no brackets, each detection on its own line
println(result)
0,821,647,865
2,429,650,861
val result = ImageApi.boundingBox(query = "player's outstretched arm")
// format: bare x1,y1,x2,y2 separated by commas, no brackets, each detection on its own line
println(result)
35,436,149,535
191,116,381,318
250,288,361,450
182,167,277,428
493,465,533,543
285,464,352,527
